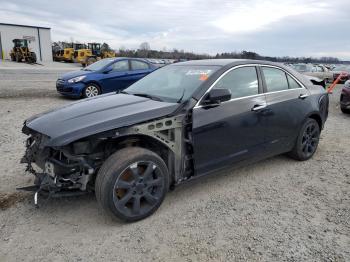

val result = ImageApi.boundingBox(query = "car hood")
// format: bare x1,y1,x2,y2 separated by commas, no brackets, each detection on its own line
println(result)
60,70,92,80
25,93,179,146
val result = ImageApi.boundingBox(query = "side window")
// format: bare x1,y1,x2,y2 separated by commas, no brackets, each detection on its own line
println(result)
111,60,129,71
213,67,259,99
131,60,149,70
262,67,289,92
287,75,302,89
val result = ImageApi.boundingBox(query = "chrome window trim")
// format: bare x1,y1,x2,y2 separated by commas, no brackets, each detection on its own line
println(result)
194,64,260,108
194,93,265,109
194,63,307,108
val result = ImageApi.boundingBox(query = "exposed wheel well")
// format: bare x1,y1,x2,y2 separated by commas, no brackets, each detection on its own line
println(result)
102,135,174,183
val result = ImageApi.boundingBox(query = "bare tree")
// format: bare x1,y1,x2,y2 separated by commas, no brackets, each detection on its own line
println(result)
139,42,151,50
101,43,112,52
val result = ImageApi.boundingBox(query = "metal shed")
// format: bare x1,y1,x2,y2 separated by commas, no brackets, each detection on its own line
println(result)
0,23,52,62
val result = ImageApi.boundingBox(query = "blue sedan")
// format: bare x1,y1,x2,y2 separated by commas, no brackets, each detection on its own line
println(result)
56,58,158,98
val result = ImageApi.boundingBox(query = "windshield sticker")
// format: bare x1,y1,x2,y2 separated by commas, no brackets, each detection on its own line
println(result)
199,74,209,81
186,69,212,76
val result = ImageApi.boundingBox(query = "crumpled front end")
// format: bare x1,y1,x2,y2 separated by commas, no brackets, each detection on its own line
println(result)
20,125,98,205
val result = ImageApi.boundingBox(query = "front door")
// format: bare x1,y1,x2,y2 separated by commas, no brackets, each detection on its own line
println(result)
192,66,268,175
128,60,153,85
100,60,132,93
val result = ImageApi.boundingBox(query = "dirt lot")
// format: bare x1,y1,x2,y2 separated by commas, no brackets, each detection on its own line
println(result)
0,62,349,261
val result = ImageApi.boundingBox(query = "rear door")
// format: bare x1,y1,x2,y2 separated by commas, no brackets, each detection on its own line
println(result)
128,60,153,85
192,65,268,175
260,66,310,154
100,60,132,93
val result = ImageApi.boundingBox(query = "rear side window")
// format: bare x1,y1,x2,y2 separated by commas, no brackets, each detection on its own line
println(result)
287,75,302,89
131,60,149,70
112,60,129,71
262,67,289,92
213,66,259,99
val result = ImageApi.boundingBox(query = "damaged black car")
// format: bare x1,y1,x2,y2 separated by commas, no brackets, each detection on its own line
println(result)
21,59,329,222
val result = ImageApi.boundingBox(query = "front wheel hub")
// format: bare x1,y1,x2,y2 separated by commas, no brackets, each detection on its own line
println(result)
113,161,165,216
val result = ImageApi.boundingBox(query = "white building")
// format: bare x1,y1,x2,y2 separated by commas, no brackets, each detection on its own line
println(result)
0,23,52,62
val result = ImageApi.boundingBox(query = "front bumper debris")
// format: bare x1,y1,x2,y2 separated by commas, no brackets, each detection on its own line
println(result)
19,130,95,207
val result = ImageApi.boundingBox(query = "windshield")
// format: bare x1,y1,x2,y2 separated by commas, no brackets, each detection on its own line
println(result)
83,58,115,71
125,65,220,103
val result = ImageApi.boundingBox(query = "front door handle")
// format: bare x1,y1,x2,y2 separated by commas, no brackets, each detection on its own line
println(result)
299,94,309,99
251,104,267,111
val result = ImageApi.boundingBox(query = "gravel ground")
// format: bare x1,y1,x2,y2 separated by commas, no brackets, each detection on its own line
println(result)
0,63,349,261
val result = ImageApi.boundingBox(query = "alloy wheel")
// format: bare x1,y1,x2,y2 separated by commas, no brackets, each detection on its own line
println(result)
113,161,165,217
84,85,99,97
301,122,319,158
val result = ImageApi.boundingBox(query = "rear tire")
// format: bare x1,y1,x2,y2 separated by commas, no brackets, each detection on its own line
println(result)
95,147,169,222
341,107,350,114
15,53,21,62
31,52,37,63
288,118,320,161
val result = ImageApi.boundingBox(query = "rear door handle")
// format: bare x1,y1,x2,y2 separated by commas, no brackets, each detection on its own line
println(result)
251,104,267,111
299,94,309,99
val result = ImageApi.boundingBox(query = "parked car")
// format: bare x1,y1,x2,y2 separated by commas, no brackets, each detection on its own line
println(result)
331,65,350,83
340,80,350,114
56,57,157,98
292,64,333,83
304,75,326,89
145,58,167,67
21,59,328,222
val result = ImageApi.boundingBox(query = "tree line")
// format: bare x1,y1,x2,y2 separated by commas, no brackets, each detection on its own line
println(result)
52,41,344,64
117,47,341,64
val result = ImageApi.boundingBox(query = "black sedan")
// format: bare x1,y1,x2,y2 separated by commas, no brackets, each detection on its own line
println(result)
21,59,328,222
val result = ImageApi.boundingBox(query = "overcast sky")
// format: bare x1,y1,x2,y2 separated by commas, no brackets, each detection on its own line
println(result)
1,0,350,59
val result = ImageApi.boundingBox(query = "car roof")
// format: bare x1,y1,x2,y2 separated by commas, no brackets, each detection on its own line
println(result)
113,57,149,62
173,59,247,66
172,59,287,67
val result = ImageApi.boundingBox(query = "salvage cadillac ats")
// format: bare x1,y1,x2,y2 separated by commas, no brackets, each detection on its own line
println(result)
21,59,329,222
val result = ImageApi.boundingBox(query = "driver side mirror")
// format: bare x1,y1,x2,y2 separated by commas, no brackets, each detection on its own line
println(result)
202,88,231,106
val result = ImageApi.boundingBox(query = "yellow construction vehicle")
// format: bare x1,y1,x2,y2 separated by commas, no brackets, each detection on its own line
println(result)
53,42,70,62
10,39,37,63
74,42,116,66
53,43,86,63
53,49,64,62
